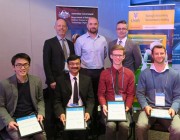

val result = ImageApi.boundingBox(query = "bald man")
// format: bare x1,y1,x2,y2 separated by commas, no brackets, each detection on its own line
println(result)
43,19,75,139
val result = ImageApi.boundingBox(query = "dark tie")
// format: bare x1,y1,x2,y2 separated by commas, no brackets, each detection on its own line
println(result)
118,40,122,45
115,70,119,94
73,77,78,104
61,39,68,60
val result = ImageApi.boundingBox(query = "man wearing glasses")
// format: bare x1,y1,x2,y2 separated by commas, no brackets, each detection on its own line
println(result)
98,45,135,140
109,20,142,72
0,53,46,140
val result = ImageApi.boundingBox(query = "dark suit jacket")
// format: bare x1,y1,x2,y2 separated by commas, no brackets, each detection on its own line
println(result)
0,75,45,130
54,72,94,118
109,38,142,72
43,36,75,85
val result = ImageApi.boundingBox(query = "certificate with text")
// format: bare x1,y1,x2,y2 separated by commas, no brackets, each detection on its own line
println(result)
150,108,172,119
107,101,127,121
65,106,86,130
16,114,43,138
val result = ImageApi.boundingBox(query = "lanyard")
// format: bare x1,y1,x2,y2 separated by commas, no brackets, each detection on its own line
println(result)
151,70,168,93
110,67,124,95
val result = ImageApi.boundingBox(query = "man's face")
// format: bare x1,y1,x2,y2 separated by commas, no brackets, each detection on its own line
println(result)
110,50,125,65
68,59,81,76
87,18,98,34
54,19,68,38
13,58,30,78
152,48,166,64
116,23,128,40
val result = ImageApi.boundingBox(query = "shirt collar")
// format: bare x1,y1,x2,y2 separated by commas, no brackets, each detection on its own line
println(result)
69,73,79,81
57,35,66,41
150,63,169,73
86,32,100,39
111,65,123,73
117,36,127,44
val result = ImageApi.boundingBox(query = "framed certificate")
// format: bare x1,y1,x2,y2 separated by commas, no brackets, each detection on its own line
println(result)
150,108,172,119
16,114,43,138
107,101,127,121
65,106,86,130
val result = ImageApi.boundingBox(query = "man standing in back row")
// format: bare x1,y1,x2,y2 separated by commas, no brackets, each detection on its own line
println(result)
109,20,142,72
43,18,75,139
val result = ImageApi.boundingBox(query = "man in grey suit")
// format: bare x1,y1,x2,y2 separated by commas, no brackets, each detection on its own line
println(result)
54,55,94,140
109,20,142,72
0,53,46,140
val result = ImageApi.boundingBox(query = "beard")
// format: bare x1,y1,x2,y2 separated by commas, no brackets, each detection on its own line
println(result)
88,28,98,34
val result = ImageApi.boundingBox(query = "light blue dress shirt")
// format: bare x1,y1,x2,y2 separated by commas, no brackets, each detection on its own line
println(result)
75,32,108,69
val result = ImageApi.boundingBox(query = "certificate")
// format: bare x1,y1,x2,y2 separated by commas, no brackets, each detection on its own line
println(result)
107,101,127,121
150,108,172,119
16,114,43,138
65,106,86,130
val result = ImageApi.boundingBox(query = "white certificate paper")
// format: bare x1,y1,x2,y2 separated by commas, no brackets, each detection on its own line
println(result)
16,114,43,138
65,107,86,130
107,101,127,121
150,108,172,119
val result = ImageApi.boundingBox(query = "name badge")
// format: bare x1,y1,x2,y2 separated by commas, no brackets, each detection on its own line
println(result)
115,95,123,101
155,92,165,106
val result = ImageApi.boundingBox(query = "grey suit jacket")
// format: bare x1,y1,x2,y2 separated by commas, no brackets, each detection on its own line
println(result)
0,74,45,130
54,72,95,118
109,38,142,72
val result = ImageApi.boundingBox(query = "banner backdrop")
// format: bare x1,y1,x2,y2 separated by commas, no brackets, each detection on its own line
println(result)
56,6,98,38
128,4,175,69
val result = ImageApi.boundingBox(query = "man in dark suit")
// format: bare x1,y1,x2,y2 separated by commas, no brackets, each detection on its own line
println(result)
109,20,142,72
54,55,94,140
43,18,75,139
0,53,45,140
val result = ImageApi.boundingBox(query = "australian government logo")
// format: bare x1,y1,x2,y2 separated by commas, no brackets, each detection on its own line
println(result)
131,12,140,22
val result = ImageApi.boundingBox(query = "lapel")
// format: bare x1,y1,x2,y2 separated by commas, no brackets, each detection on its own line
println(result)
54,36,64,56
28,75,36,104
78,74,83,97
9,75,18,112
64,73,72,94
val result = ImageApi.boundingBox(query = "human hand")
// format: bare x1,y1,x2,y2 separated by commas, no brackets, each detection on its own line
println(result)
8,121,18,131
50,82,56,89
168,108,175,117
37,114,44,123
125,106,129,112
102,105,108,116
144,106,152,116
84,113,90,121
60,114,66,125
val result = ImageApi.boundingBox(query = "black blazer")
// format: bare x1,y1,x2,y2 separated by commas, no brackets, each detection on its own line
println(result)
54,72,94,118
43,36,75,85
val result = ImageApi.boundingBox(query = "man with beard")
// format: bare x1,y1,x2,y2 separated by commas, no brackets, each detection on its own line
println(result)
43,18,75,139
75,17,108,135
136,44,180,140
109,20,141,72
54,55,94,140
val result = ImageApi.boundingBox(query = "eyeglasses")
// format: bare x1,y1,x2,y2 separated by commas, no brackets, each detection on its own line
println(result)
117,28,127,31
68,63,80,66
112,54,124,57
15,63,29,69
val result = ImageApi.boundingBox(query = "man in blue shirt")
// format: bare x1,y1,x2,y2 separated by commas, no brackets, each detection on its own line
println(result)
136,44,180,140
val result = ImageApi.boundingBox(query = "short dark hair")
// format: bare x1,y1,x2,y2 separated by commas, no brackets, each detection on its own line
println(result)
67,55,81,64
117,20,127,25
11,53,31,66
151,45,166,54
110,45,126,55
